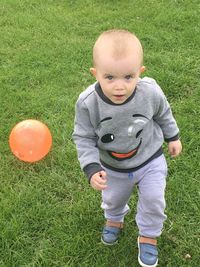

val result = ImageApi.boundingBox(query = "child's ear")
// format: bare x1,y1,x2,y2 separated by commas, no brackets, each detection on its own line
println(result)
140,66,146,73
90,67,97,77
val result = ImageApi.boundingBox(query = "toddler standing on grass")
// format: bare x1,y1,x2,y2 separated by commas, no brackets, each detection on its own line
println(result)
73,29,182,267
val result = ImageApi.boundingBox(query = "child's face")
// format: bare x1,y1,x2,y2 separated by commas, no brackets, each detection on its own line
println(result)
91,49,144,104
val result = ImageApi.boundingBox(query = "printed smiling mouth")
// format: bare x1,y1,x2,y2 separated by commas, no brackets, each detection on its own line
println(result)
108,139,142,161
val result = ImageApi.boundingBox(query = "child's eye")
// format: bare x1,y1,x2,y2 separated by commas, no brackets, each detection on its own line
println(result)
106,75,114,80
125,75,133,80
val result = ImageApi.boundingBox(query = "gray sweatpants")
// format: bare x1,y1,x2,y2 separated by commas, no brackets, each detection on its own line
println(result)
101,155,168,238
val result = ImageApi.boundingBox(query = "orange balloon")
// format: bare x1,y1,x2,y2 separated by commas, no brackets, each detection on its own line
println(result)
9,119,52,162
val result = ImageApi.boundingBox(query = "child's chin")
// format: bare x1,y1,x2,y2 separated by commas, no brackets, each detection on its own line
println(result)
112,96,126,104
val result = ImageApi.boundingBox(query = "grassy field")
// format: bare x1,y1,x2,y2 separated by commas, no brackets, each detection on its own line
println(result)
0,0,200,266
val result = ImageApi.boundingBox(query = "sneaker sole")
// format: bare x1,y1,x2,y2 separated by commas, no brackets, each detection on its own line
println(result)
101,236,118,246
137,237,158,267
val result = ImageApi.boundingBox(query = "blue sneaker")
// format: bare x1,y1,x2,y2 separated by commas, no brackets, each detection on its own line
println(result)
101,221,123,245
138,236,158,267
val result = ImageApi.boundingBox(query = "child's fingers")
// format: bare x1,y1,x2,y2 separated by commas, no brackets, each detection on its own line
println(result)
99,171,107,185
90,171,108,190
92,181,107,190
91,175,107,190
169,146,181,157
97,183,107,190
168,140,182,158
98,176,107,184
99,170,107,179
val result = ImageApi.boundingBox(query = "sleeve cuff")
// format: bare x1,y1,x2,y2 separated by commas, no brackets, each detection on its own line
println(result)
83,163,104,182
165,133,179,142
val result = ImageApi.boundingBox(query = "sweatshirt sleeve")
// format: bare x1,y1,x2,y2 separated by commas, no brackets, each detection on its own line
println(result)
72,98,103,180
153,83,180,142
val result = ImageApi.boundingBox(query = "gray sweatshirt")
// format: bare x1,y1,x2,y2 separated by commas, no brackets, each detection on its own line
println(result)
73,77,179,180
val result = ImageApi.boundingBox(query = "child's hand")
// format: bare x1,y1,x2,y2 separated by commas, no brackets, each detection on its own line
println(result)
90,171,107,191
168,139,182,158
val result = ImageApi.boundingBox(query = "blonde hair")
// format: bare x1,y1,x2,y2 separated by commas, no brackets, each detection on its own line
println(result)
93,29,143,66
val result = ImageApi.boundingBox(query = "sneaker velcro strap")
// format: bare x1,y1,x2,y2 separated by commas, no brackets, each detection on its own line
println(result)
103,226,121,235
140,243,158,256
139,236,157,246
106,221,123,229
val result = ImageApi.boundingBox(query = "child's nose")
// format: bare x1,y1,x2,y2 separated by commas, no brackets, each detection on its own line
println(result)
114,79,125,90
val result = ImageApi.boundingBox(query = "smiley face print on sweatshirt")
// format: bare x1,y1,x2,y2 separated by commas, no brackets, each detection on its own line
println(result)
97,114,150,161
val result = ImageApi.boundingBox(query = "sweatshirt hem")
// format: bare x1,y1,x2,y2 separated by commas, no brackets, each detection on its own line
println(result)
100,147,163,173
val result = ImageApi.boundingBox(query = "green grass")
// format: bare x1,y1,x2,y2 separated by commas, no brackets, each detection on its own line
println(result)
0,0,200,266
